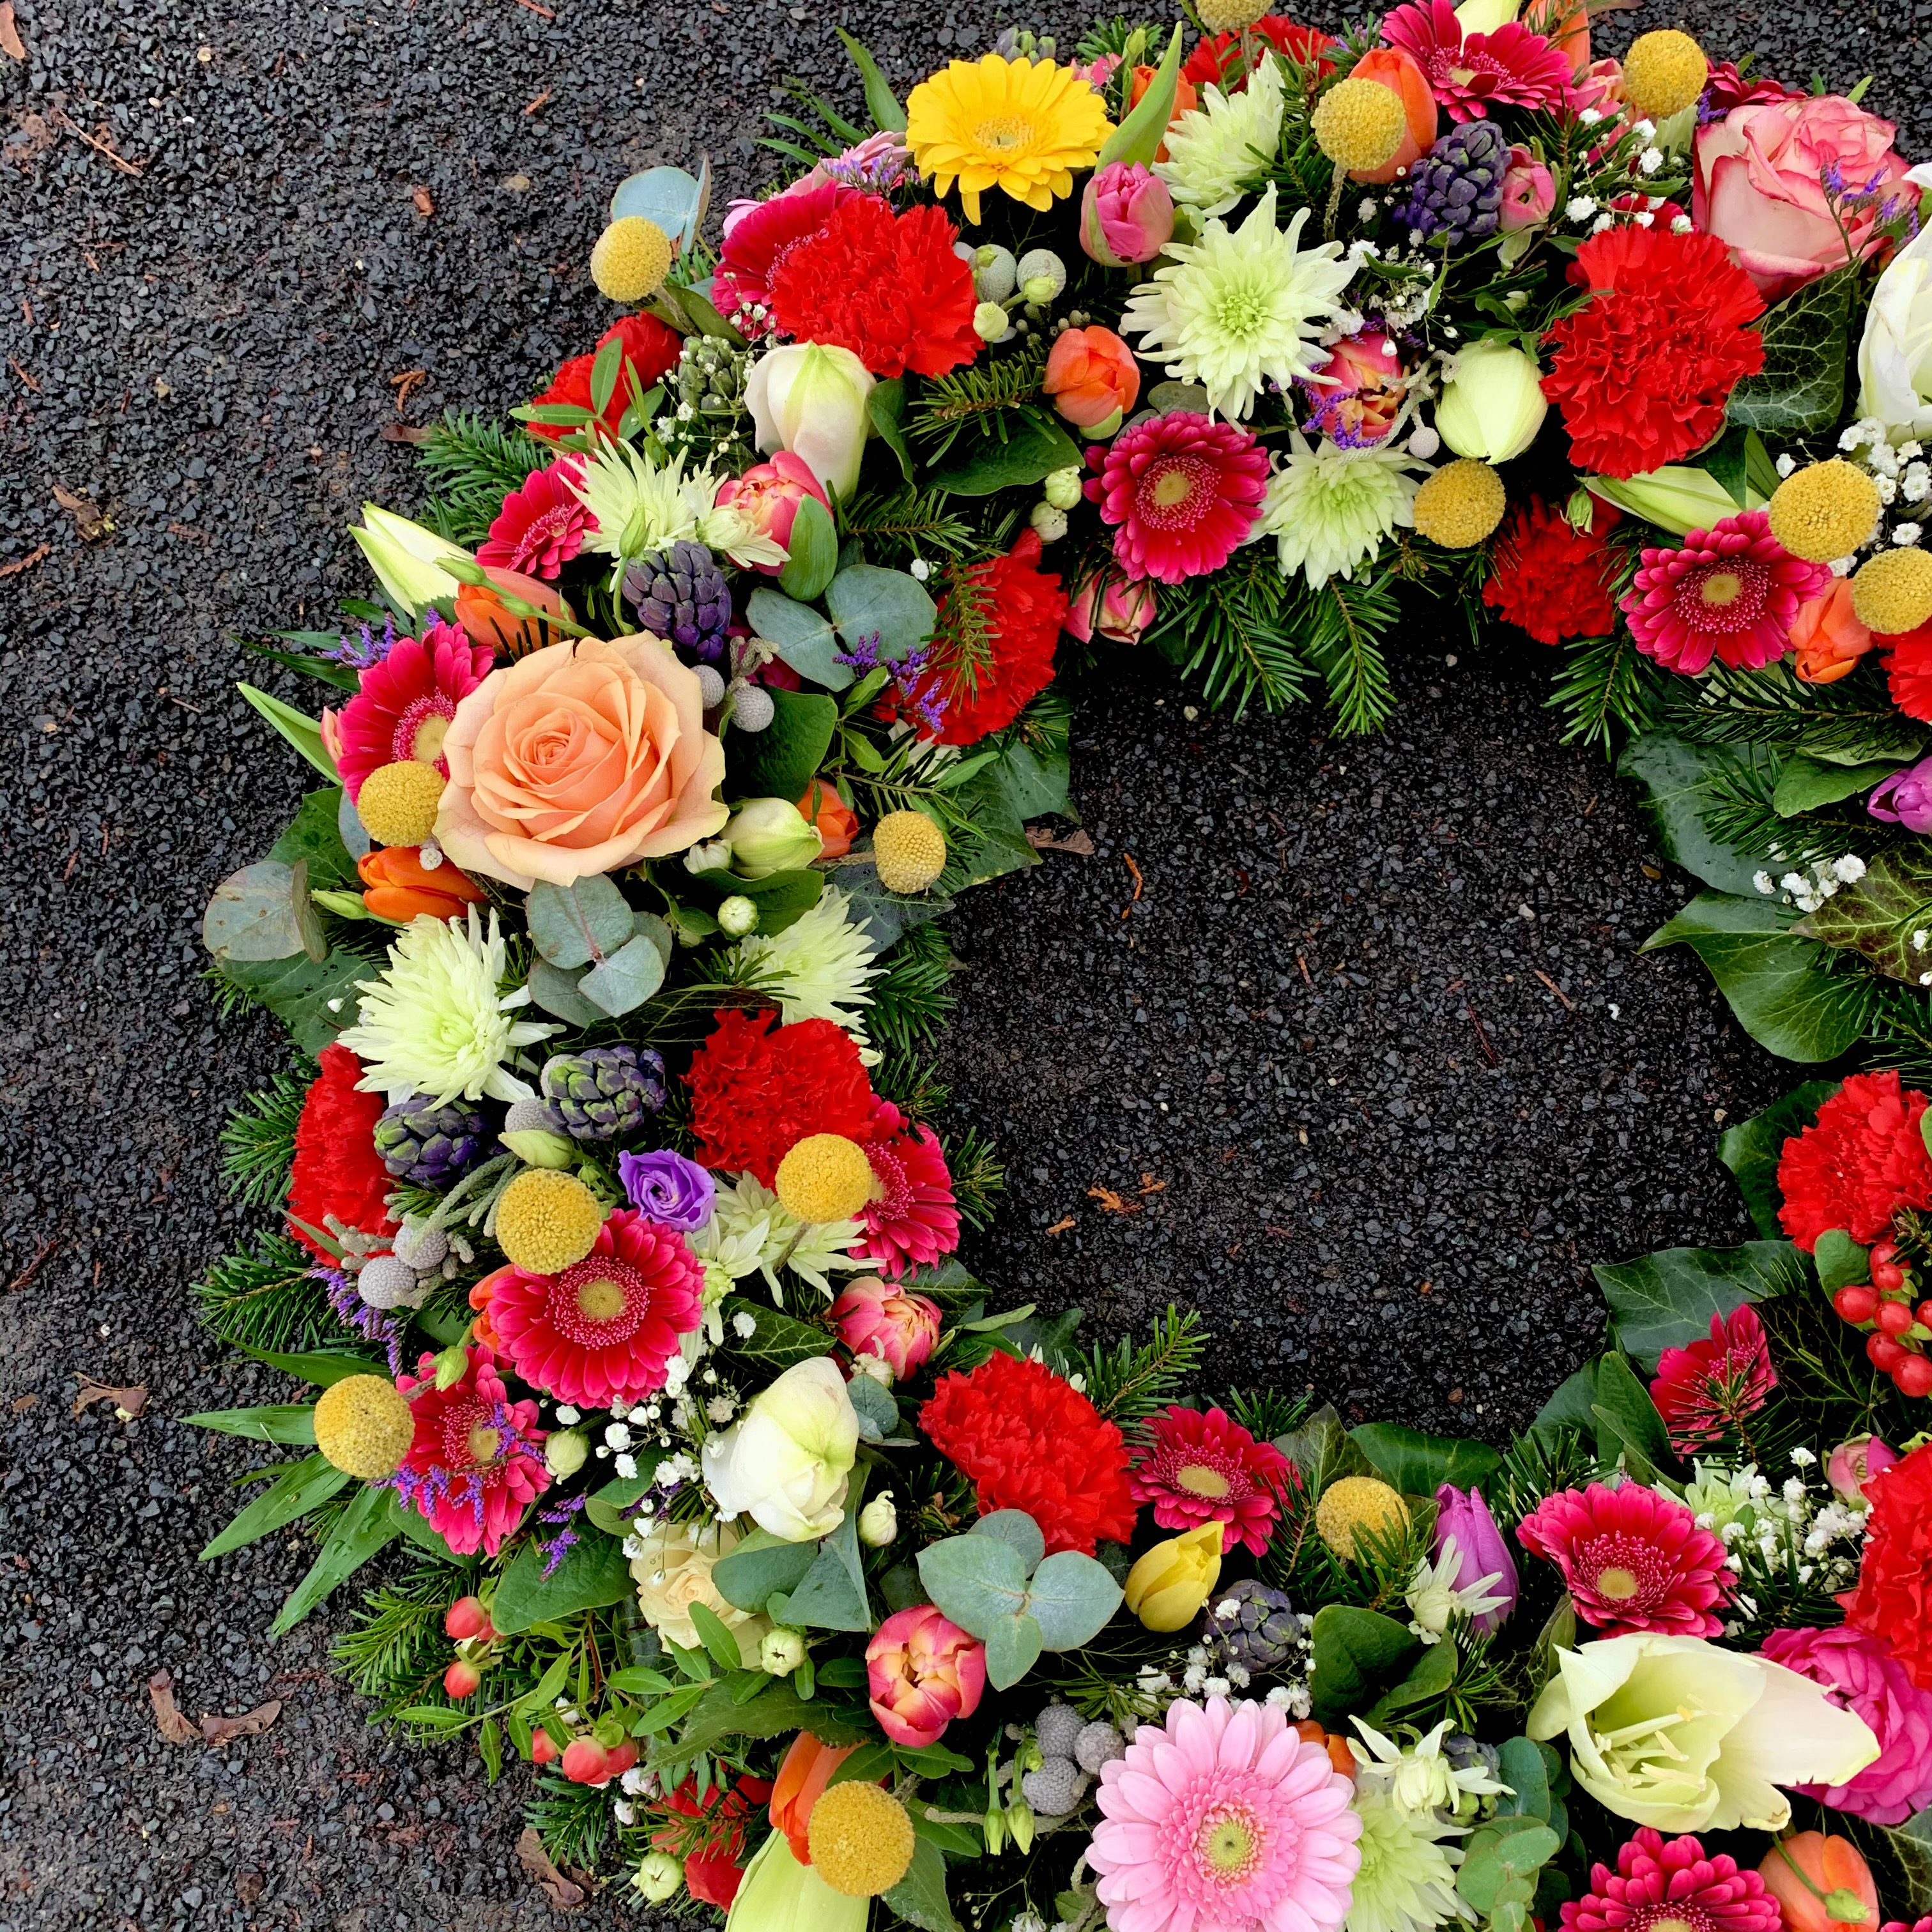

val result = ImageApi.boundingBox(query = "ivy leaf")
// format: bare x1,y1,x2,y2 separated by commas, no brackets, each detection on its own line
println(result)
1349,1422,1500,1496
1795,847,1932,983
1593,1241,1806,1368
1726,269,1855,434
1617,732,1777,896
718,1296,834,1372
1718,1083,1837,1236
1772,753,1898,815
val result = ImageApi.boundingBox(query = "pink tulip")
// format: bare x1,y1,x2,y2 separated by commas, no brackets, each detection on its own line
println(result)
1499,146,1555,231
1828,1434,1899,1505
714,452,831,576
1302,330,1404,447
829,1276,942,1380
1064,573,1158,645
1432,1484,1518,1633
1080,162,1174,268
864,1605,985,1748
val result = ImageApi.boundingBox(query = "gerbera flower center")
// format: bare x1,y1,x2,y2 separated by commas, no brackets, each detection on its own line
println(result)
392,693,456,767
1177,1462,1233,1498
466,1422,503,1464
553,1255,648,1345
1138,457,1215,530
866,1142,912,1221
1699,571,1744,607
1681,558,1770,631
974,114,1034,153
1197,1802,1264,1882
1595,1565,1641,1600
576,1274,630,1322
1649,1917,1699,1932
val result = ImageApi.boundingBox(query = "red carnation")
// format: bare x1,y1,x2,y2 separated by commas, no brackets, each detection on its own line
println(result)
1845,1441,1932,1689
684,1008,873,1186
1482,497,1623,645
769,197,980,380
654,1775,774,1908
899,530,1067,746
1540,226,1765,480
288,1043,396,1261
1184,15,1337,89
1882,622,1932,722
919,1353,1138,1556
526,313,684,445
1775,1070,1932,1252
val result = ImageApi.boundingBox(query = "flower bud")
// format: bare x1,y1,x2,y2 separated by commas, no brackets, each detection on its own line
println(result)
717,894,760,937
975,302,1015,344
1006,1797,1036,1853
632,1852,684,1904
968,243,1017,301
1123,1522,1223,1632
1043,465,1085,511
1030,503,1068,543
760,1626,809,1676
1080,162,1175,267
1434,341,1548,463
983,1807,1007,1856
722,797,824,879
1064,574,1158,645
1498,144,1556,231
433,1341,470,1392
684,837,732,875
544,1428,589,1479
745,341,875,500
857,1491,900,1547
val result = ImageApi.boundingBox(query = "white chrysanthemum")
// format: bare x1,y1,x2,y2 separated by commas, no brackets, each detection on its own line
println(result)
1121,187,1351,420
339,908,557,1107
728,887,881,1039
1156,54,1285,219
572,442,723,565
1346,1785,1471,1932
1351,1719,1508,1815
1259,432,1425,587
707,1172,866,1301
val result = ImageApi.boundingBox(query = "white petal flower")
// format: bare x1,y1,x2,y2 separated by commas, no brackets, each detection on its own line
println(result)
727,886,881,1039
1155,55,1285,219
572,441,723,568
1259,432,1426,589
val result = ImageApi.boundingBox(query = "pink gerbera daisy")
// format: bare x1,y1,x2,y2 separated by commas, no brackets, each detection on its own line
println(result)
1383,0,1574,120
489,1209,704,1409
1649,1305,1777,1455
856,1098,961,1279
478,456,590,581
1621,510,1831,675
391,1346,549,1557
713,178,852,333
1130,1406,1294,1556
1561,1829,1781,1932
1515,1482,1733,1637
1085,411,1269,586
1089,1697,1361,1932
328,619,496,802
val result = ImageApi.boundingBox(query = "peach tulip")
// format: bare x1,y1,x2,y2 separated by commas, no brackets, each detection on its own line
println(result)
1043,326,1140,431
864,1605,985,1748
1759,1834,1878,1932
768,1731,857,1864
797,776,859,860
454,562,567,657
356,845,488,923
1347,47,1436,184
1791,578,1876,685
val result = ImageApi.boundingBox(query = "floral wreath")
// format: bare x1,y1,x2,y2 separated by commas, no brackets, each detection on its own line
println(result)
193,7,1932,1926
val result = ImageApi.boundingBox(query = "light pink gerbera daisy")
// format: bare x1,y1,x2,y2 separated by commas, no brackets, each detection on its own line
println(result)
391,1346,549,1556
327,618,496,802
857,1098,961,1279
1560,1828,1780,1932
1515,1482,1733,1637
1130,1406,1294,1556
1621,510,1830,675
1085,411,1270,586
713,178,852,333
1090,1697,1361,1932
1383,0,1574,121
478,456,589,581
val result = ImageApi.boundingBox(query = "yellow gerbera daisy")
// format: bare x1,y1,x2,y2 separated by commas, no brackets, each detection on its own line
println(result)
907,54,1112,224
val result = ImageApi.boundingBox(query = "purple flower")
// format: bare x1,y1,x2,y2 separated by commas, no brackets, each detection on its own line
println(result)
617,1148,716,1232
1869,756,1932,832
1432,1482,1517,1633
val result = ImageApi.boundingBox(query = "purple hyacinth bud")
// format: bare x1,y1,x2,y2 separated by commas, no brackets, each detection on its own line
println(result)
617,1148,716,1232
1869,756,1932,834
1432,1483,1517,1633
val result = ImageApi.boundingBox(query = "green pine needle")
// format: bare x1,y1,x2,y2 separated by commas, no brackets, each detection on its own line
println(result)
418,410,552,546
1547,632,1660,752
868,922,960,1061
333,1554,479,1713
218,1060,314,1209
1145,552,1315,720
193,1231,335,1353
526,1774,613,1871
946,1126,1006,1232
839,484,979,564
1079,1305,1208,1424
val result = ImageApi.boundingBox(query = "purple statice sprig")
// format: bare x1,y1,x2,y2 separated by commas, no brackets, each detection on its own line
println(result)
534,1493,588,1578
321,1264,406,1376
835,629,947,735
328,613,397,670
388,1392,546,1535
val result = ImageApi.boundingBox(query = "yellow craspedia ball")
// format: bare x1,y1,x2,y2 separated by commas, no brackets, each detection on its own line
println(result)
775,1133,876,1224
313,1375,416,1481
590,216,674,302
1195,0,1268,31
1621,29,1709,121
873,811,947,894
1767,460,1883,564
1851,546,1932,636
356,760,445,847
1315,1475,1410,1561
1412,459,1507,549
496,1168,604,1275
807,1781,917,1898
1313,79,1407,173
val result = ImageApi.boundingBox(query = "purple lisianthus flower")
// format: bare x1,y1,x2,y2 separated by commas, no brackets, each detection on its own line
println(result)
1432,1482,1517,1634
617,1148,715,1232
1869,756,1932,832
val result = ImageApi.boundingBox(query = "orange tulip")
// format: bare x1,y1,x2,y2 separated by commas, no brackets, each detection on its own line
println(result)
1347,48,1436,183
1791,578,1876,685
1526,0,1590,71
1294,1718,1357,1776
358,845,489,923
454,563,567,657
1043,326,1141,431
1759,1834,1879,1932
1127,63,1199,164
768,1731,857,1864
468,1264,518,1354
797,777,859,861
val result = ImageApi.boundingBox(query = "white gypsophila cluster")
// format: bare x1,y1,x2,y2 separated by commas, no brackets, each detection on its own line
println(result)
1685,1455,1869,1632
1834,419,1930,553
1752,852,1867,914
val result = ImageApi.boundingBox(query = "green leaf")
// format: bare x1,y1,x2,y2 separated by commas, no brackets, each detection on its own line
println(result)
1309,1606,1421,1724
746,587,849,691
868,378,914,479
719,1296,834,1372
1276,1404,1376,1495
1795,847,1932,983
778,493,839,602
270,1484,403,1634
199,1453,350,1560
1588,1351,1675,1482
689,1600,751,1676
579,931,667,1016
661,1679,870,1760
238,1345,381,1386
826,564,938,661
917,1534,1032,1640
1618,732,1777,895
1814,1227,1871,1294
270,786,358,890
480,1715,503,1784
1097,22,1182,165
491,1529,632,1636
608,162,709,250
714,1531,820,1613
786,1467,871,1632
985,1611,1044,1690
985,737,1073,823
203,861,322,964
1529,1363,1600,1442
527,957,606,1027
1349,1423,1500,1497
689,864,825,935
847,1372,900,1443
238,682,339,780
1726,269,1855,434
928,416,1084,498
730,689,838,804
1844,1805,1932,1916
1593,1240,1802,1368
1368,1633,1459,1723
181,1404,318,1444
1495,1736,1551,1821
589,332,624,417
215,946,376,1057
836,27,907,132
884,1837,962,1932
1719,1083,1837,1236
1459,1818,1563,1914
1024,1551,1123,1650
969,1510,1046,1572
526,875,635,969
1799,714,1926,767
1772,752,1899,815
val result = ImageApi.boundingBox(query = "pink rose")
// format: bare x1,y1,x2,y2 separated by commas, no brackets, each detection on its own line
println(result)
1499,144,1556,231
864,1605,985,1748
1759,1625,1932,1825
1828,1433,1899,1503
714,452,831,577
1079,162,1174,268
829,1276,942,1379
1302,329,1404,445
1064,574,1158,645
1694,95,1908,302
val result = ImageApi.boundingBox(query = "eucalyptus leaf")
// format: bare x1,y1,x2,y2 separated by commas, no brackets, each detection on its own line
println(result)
203,861,314,963
917,1533,1031,1639
747,587,850,690
786,1467,871,1632
609,161,709,249
847,1374,900,1444
985,1611,1044,1691
579,931,668,1016
969,1510,1046,1572
527,875,636,969
713,1531,820,1614
528,957,606,1027
827,564,939,661
1023,1551,1123,1650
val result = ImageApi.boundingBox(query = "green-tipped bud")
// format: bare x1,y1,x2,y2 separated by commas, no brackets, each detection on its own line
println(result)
1006,1797,1036,1854
721,798,823,880
544,1428,588,1479
717,894,760,938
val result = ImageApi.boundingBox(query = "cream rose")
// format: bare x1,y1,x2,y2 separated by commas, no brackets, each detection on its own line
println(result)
629,1517,769,1663
435,636,727,889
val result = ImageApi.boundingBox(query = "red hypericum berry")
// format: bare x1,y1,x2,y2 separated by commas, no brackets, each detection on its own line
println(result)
530,1729,560,1766
561,1738,611,1786
1873,1259,1906,1291
1876,1298,1915,1336
443,1659,482,1699
1894,1351,1932,1397
444,1595,493,1641
1916,1300,1932,1329
1872,1239,1899,1266
1869,1332,1908,1370
1834,1283,1880,1323
602,1738,638,1779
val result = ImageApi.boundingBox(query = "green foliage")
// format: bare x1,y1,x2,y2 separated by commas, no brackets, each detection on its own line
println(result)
418,410,552,546
841,484,980,565
1725,269,1855,434
907,348,1051,461
869,921,961,1061
944,1126,1006,1232
1227,1387,1312,1445
334,1554,480,1713
526,1772,613,1872
761,74,866,168
1303,572,1404,737
218,1059,313,1208
1547,631,1661,753
193,1231,335,1353
1077,1306,1208,1425
1146,549,1315,720
1593,1239,1807,1369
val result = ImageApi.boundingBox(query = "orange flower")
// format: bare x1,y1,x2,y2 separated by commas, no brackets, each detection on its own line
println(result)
468,1265,516,1354
1347,47,1436,183
455,563,568,657
356,845,489,922
1043,326,1141,431
797,776,859,860
1127,62,1199,164
767,1731,857,1863
1759,1834,1878,1932
1791,577,1875,684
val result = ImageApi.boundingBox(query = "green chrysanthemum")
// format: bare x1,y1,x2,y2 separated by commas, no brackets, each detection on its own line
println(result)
572,442,724,568
1261,433,1427,589
339,907,558,1108
1345,1785,1469,1932
1121,185,1352,421
1155,54,1285,219
728,887,881,1040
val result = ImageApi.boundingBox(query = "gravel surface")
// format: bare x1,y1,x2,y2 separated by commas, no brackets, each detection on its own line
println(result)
3,0,1924,1922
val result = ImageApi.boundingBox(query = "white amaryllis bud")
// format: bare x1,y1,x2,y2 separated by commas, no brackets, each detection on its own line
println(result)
857,1490,899,1546
1434,340,1547,463
745,342,875,500
721,797,822,879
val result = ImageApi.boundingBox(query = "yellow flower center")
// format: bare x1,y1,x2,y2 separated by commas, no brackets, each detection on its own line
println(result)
1699,571,1744,608
577,1275,629,1322
1652,1918,1696,1932
467,1423,503,1464
1177,1463,1232,1498
411,712,450,764
1153,469,1197,509
974,114,1034,153
1213,286,1268,344
1595,1565,1641,1600
1198,1804,1261,1881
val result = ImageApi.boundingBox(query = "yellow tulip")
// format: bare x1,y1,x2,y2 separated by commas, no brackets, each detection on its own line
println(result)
1124,1523,1223,1632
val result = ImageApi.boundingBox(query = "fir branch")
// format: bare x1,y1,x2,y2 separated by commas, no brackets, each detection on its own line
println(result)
1547,632,1661,753
193,1232,335,1353
1145,551,1315,719
417,410,550,547
839,484,978,564
906,354,1050,459
526,1774,613,1871
1657,658,1903,755
1080,1306,1208,1424
868,922,960,1061
1303,572,1401,737
218,1060,314,1209
1863,982,1932,1087
946,1126,1006,1232
871,1051,951,1121
333,1554,479,1712
1226,1388,1312,1443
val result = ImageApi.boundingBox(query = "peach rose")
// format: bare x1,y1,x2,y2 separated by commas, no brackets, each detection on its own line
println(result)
1043,326,1140,431
1346,48,1436,185
436,636,727,888
1791,577,1875,685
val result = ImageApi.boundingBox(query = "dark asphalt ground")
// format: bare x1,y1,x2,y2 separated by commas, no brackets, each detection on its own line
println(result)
3,0,1924,1923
